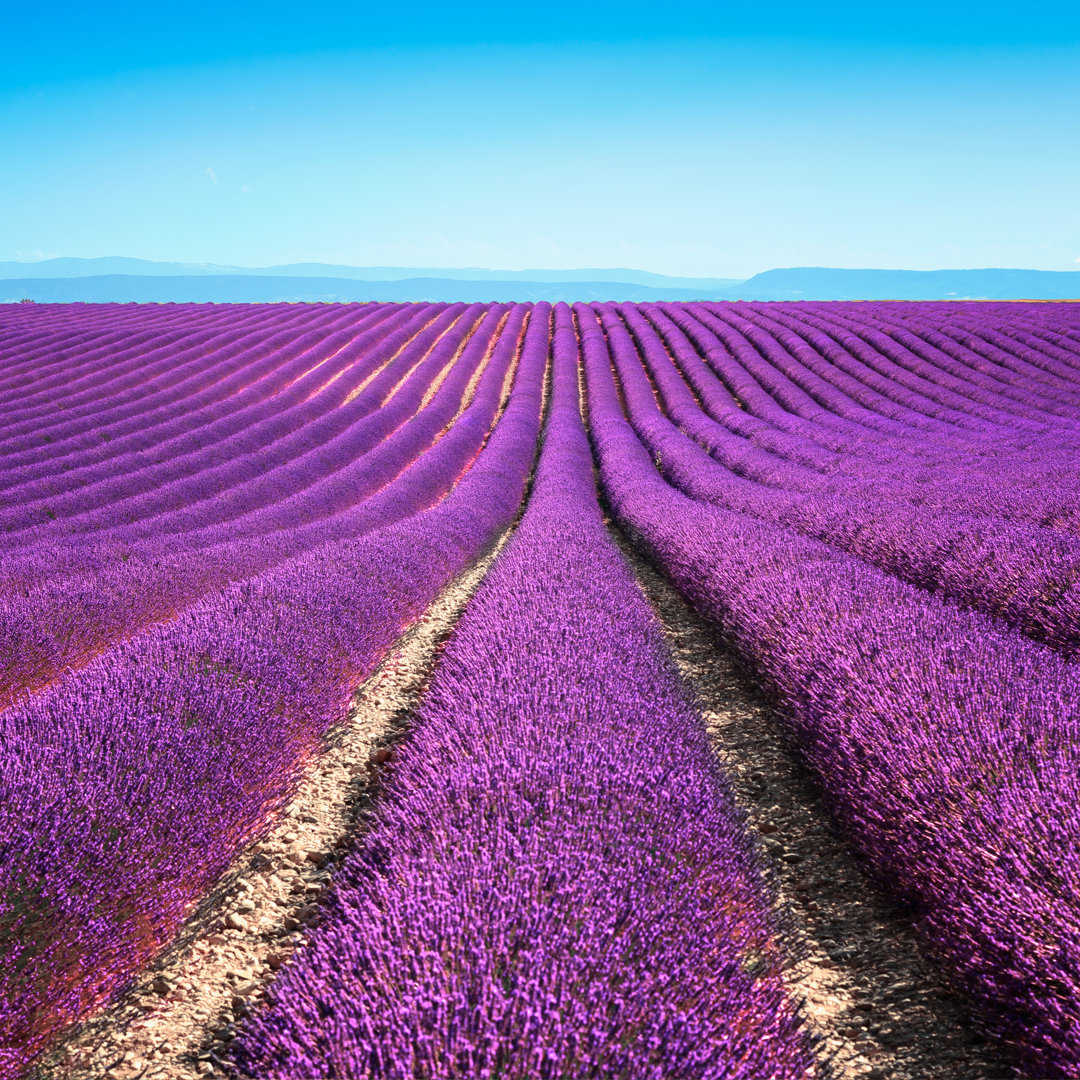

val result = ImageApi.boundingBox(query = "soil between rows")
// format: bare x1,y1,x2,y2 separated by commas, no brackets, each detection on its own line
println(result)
611,521,1012,1080
38,520,1010,1080
36,531,513,1080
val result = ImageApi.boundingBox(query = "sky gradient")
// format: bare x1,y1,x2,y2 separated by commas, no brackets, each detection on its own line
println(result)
2,1,1078,278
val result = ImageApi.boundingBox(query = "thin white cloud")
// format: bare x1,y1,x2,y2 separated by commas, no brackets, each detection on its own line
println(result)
205,167,218,186
240,185,250,193
13,250,61,263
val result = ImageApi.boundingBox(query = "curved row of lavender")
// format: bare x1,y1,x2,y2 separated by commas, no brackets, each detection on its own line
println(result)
0,304,548,1074
3,298,1080,1077
228,304,813,1079
0,303,524,712
654,304,1072,461
599,303,1080,655
576,302,1080,1076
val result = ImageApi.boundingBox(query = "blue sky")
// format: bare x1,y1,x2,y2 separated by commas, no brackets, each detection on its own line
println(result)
2,1,1078,277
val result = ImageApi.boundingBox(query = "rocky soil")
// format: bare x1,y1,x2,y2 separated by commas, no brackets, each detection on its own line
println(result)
614,523,1013,1080
36,517,1014,1080
37,534,510,1080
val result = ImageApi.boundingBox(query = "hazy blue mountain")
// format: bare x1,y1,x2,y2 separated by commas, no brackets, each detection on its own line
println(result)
720,267,1080,301
0,257,236,278
246,265,745,290
0,275,719,304
4,263,1078,302
0,258,741,291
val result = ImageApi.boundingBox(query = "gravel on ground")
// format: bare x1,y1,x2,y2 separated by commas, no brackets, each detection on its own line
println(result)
37,530,512,1080
614,523,1012,1080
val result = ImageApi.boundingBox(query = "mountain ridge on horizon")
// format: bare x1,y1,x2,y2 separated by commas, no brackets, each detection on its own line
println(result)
2,259,1079,302
0,257,742,291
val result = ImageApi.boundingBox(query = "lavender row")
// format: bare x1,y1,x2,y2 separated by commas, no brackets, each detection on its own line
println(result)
0,305,389,505
709,304,1080,520
602,306,1080,655
636,304,1079,502
718,303,1080,471
0,306,362,482
0,307,524,713
675,301,1077,461
649,302,1007,475
0,304,477,543
806,304,1080,409
646,304,1080,531
689,303,1076,467
0,303,338,441
906,305,1080,375
0,303,229,392
0,307,237,405
0,305,125,368
579,303,1080,1077
0,306,548,1078
0,304,488,600
742,303,1080,430
229,302,812,1080
0,304,355,414
0,304,415,490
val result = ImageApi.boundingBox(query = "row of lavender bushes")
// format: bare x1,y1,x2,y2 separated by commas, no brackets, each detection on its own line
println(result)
3,298,1080,1075
0,304,452,530
0,302,281,412
0,305,514,710
599,304,1080,655
0,306,548,1076
653,301,1080,474
576,302,1080,1076
229,305,813,1079
0,304,390,465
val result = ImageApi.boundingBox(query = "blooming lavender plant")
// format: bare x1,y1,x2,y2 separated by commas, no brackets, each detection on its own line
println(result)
3,296,1080,1079
0,304,548,1075
229,303,813,1080
579,301,1080,1077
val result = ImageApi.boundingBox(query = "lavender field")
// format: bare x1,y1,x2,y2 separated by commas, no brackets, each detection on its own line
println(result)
2,299,1079,1079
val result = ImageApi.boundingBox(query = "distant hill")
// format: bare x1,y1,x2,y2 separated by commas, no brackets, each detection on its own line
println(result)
0,257,237,279
721,267,1080,301
0,275,720,304
0,258,741,293
3,261,1078,303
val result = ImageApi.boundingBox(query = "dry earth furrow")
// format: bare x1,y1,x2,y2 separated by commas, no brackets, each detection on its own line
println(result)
37,530,513,1080
611,523,1011,1080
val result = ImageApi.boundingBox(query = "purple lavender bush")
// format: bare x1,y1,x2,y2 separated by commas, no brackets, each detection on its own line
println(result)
0,305,548,1076
4,297,1080,1079
229,303,813,1079
578,301,1080,1077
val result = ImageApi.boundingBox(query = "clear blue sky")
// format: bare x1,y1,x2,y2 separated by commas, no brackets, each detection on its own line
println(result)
2,1,1078,278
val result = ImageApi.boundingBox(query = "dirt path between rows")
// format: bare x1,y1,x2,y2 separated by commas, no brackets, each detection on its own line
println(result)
612,524,1011,1080
37,533,512,1080
36,520,1009,1079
